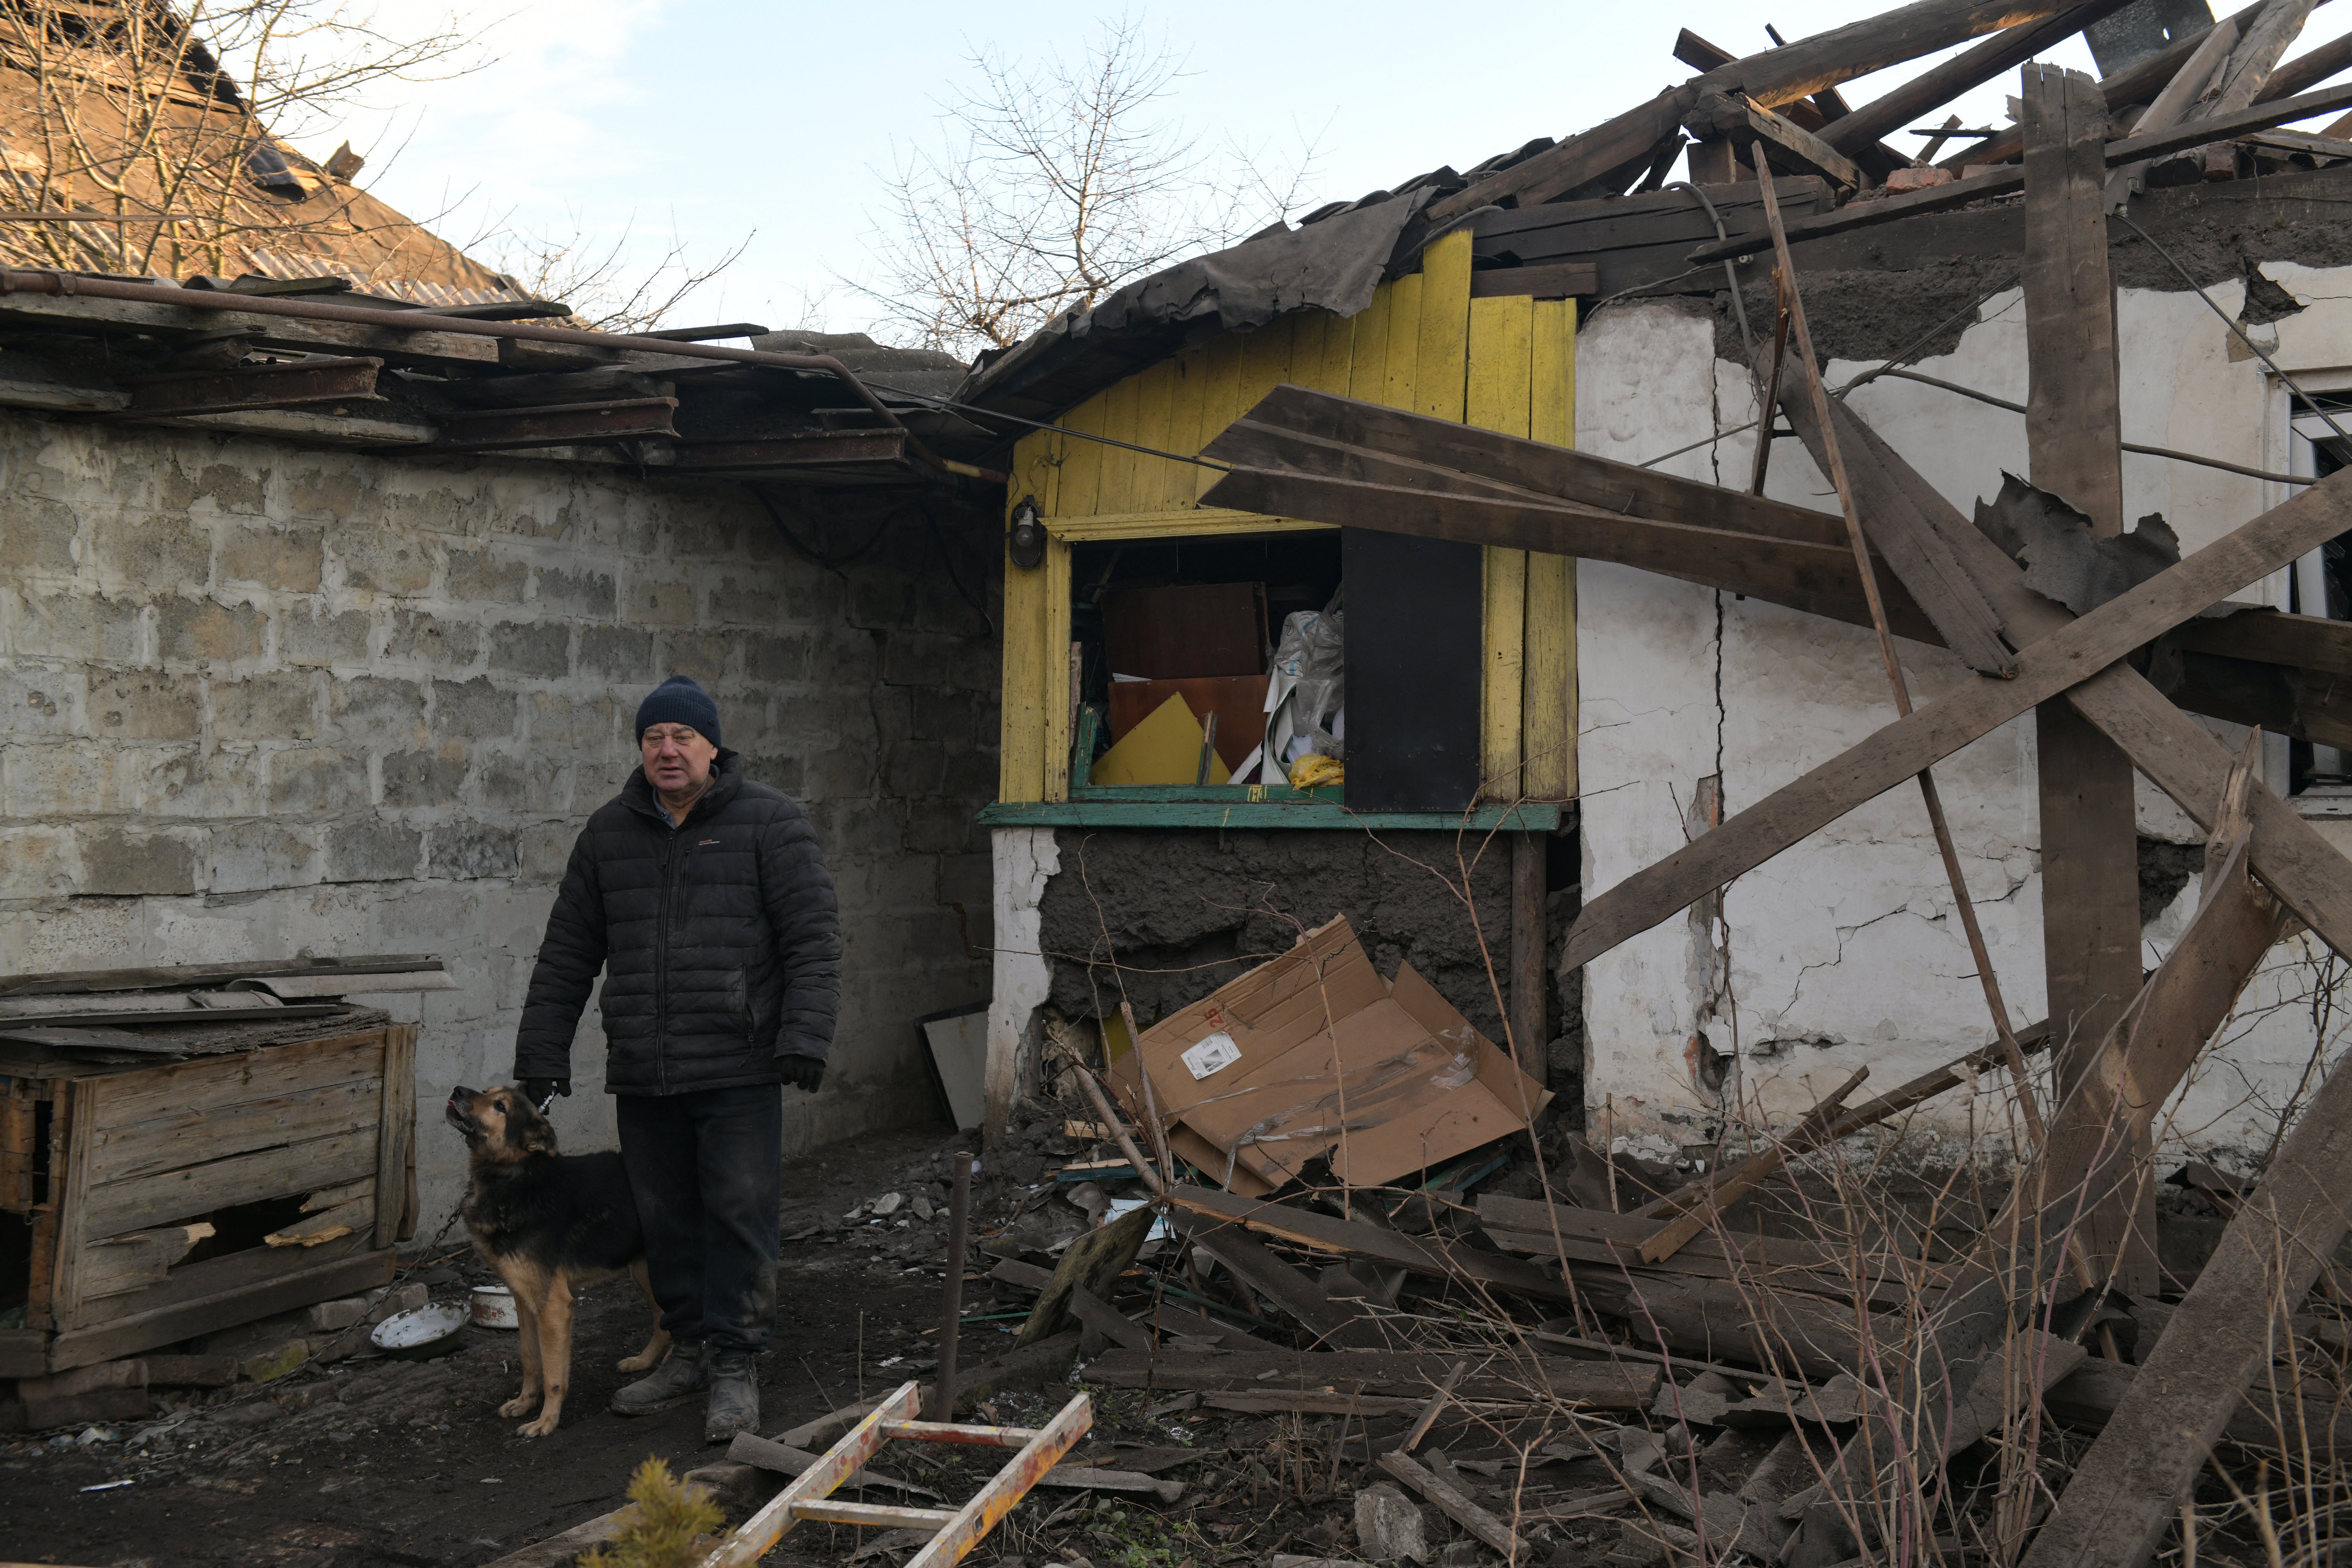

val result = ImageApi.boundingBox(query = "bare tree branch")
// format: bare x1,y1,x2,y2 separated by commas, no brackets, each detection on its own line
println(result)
850,16,1321,359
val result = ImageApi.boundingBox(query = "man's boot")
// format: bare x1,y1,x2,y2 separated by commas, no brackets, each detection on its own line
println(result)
705,1352,759,1443
611,1340,707,1416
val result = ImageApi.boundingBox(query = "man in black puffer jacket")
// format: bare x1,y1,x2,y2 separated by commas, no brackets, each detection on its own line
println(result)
512,673,839,1443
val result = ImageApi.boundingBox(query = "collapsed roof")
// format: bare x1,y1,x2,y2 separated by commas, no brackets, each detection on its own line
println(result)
955,0,2352,433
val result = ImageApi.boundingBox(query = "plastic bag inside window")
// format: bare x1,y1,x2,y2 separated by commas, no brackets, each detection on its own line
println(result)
1259,586,1343,783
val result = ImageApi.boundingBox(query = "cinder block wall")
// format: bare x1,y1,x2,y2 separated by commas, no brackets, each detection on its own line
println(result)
0,413,999,1224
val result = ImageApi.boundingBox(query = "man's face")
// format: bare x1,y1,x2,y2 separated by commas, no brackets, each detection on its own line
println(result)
642,723,718,795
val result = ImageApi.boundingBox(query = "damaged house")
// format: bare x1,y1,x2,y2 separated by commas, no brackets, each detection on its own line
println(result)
885,3,2352,1560
0,3,1005,1376
969,0,2352,1208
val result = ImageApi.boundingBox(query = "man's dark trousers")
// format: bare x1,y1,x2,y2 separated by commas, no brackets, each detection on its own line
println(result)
616,1086,782,1354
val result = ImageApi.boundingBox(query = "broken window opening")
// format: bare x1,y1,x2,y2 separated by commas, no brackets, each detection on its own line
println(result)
2288,404,2352,797
1067,530,1342,790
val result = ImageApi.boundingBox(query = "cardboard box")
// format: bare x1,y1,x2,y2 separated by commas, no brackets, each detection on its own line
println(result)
1110,915,1549,1193
1107,674,1268,774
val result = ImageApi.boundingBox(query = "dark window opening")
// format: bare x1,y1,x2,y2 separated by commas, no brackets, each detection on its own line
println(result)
2290,416,2351,796
1069,532,1342,787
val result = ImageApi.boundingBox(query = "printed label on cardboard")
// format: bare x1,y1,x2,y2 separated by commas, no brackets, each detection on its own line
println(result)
1180,1031,1243,1080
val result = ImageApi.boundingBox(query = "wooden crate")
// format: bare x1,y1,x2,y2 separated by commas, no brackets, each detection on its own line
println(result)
0,1018,416,1374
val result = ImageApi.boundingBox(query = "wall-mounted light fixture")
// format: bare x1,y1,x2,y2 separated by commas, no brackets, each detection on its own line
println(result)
1007,496,1045,570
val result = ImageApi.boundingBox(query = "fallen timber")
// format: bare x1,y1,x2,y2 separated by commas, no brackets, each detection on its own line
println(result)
1201,386,2352,755
1202,382,2352,975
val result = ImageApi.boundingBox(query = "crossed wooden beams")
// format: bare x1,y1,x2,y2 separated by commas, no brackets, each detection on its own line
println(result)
1202,62,2352,1568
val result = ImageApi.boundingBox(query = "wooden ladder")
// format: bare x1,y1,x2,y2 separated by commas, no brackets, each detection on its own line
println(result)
698,1379,1092,1568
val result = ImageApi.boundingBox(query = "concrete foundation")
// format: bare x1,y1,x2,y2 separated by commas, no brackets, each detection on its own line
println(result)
983,824,1576,1130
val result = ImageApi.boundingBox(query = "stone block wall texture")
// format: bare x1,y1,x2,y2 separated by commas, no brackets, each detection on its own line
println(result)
0,411,1001,1223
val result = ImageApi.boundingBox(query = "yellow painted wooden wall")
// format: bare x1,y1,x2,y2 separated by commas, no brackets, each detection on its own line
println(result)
998,228,1578,805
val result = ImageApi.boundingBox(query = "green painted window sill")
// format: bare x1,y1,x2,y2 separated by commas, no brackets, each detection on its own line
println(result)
978,789,1563,831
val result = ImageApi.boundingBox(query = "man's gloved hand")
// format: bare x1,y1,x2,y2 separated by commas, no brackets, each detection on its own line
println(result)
779,1055,825,1093
520,1077,570,1112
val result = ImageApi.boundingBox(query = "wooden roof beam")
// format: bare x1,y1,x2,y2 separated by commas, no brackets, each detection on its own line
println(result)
1821,0,2140,157
1426,1,2071,222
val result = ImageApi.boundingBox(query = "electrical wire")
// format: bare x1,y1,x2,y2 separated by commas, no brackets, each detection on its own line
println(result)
922,501,996,636
1871,366,2318,485
747,484,893,571
1634,273,2024,469
858,376,1236,474
2113,207,2352,450
1666,181,1755,363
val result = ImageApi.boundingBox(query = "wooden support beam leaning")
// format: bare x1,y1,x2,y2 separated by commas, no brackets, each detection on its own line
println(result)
1687,95,1865,188
1557,469,2352,977
1748,152,2049,1133
2021,61,2153,1288
2017,1013,2352,1568
2025,744,2292,1280
1200,381,2352,981
1200,463,1940,641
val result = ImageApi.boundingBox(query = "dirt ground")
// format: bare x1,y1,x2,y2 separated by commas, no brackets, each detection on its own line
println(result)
0,1119,1465,1568
2,1128,983,1567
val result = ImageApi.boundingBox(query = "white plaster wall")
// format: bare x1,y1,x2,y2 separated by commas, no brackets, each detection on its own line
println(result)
984,825,1059,1135
1576,272,2352,1169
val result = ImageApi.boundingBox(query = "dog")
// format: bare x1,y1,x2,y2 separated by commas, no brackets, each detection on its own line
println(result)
446,1085,670,1437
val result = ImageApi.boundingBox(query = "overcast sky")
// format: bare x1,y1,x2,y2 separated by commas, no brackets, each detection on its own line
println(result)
327,2,2341,342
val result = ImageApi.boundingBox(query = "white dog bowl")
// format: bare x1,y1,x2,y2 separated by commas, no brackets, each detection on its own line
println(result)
371,1300,467,1360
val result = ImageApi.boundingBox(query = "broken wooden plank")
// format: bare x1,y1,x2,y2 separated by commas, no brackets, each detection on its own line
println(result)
1069,1287,1155,1354
2023,58,2153,1291
1381,1448,1525,1562
1174,1210,1384,1349
2206,0,2320,117
1559,465,2352,977
1014,1202,1153,1346
1691,76,2352,262
1566,1270,1867,1382
1401,1360,1468,1454
1169,1185,1574,1305
1639,1069,1867,1265
1207,383,1851,545
1200,464,1933,640
1428,1,2078,222
1689,95,1864,187
1821,0,2140,155
1035,1465,1184,1502
2020,1050,2352,1568
1082,1345,1657,1410
2173,608,2352,679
